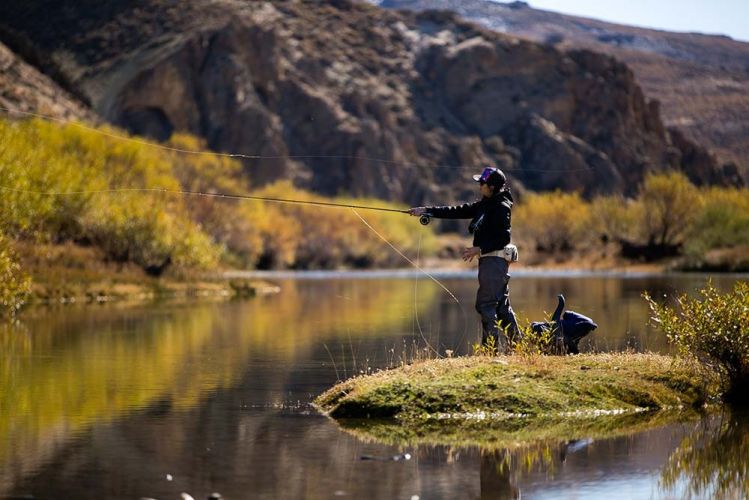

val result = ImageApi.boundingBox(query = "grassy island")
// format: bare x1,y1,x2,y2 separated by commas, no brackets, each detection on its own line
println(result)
316,353,716,421
314,353,721,446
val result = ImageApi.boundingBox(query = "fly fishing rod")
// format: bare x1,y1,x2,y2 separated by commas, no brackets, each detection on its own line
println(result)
17,185,437,225
178,188,434,224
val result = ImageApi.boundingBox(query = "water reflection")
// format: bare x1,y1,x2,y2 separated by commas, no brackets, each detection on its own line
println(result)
660,411,749,499
475,411,749,499
0,280,436,493
0,274,744,498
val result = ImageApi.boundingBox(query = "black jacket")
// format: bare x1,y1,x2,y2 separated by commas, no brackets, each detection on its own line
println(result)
428,190,513,254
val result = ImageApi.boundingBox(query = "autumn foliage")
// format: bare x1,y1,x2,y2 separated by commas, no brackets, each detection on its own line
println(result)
0,117,436,315
514,172,749,269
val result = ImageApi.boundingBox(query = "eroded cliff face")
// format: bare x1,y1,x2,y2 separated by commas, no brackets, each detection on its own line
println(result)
0,0,731,203
379,0,749,182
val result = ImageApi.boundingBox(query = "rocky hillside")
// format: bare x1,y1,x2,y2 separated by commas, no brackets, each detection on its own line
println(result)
378,0,749,180
0,41,93,122
0,0,738,204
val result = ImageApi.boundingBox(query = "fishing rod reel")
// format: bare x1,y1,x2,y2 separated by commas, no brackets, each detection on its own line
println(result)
419,213,433,225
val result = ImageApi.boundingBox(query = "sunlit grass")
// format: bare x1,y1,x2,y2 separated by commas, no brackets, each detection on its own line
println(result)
315,353,718,422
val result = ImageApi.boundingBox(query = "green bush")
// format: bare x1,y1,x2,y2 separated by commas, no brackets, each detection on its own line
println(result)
645,281,749,404
0,232,30,319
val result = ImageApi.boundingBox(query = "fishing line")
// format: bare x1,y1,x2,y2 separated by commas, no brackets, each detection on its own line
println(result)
351,208,472,358
322,343,341,382
0,105,594,172
0,183,474,356
1,103,492,353
413,232,426,348
0,184,410,216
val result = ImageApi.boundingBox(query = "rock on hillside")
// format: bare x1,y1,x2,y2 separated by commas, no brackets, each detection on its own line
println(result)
0,0,736,204
0,41,94,122
378,0,749,181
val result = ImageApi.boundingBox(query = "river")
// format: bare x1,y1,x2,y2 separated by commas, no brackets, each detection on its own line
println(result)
1,272,747,499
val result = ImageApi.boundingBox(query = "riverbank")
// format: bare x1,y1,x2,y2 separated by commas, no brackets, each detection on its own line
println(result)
29,277,280,305
16,239,748,308
315,353,718,429
19,242,280,306
432,232,749,273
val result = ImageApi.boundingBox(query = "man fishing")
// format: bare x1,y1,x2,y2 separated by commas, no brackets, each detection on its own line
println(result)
409,167,520,352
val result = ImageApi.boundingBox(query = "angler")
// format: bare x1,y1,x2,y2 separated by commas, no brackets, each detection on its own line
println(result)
409,167,520,352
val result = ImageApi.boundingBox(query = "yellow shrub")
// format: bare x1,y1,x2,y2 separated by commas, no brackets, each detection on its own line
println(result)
165,134,265,266
685,186,749,257
0,231,30,319
0,119,97,238
0,118,220,271
635,171,701,247
0,117,438,271
589,195,638,243
514,191,592,252
248,182,437,269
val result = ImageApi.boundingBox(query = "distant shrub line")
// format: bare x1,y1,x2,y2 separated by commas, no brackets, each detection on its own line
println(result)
514,172,749,270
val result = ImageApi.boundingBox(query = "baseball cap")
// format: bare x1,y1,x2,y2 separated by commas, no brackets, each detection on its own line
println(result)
472,167,506,187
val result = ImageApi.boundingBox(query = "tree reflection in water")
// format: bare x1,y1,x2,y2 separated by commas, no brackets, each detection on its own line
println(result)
471,417,749,500
660,410,749,499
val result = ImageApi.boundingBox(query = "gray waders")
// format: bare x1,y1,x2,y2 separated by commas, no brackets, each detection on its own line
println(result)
476,256,520,352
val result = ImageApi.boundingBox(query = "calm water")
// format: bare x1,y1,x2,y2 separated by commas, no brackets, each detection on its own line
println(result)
1,272,747,499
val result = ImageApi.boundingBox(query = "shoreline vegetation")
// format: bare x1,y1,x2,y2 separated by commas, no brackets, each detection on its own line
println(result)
14,241,281,307
1,116,748,318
